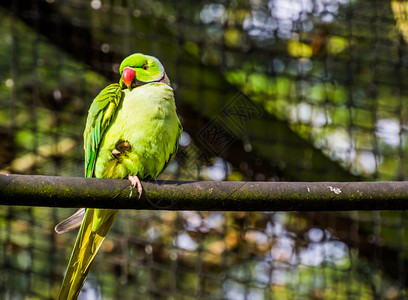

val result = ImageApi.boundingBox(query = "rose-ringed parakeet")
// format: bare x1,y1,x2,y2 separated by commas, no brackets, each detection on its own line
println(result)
56,53,182,300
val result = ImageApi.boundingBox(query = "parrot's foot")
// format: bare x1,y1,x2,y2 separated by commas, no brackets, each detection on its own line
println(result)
113,141,131,158
117,141,131,152
129,175,143,198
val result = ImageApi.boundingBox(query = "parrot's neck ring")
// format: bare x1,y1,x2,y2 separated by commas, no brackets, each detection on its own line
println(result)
134,72,167,86
124,72,168,91
158,72,167,83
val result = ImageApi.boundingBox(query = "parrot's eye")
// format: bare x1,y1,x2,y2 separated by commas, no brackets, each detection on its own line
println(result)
142,65,149,70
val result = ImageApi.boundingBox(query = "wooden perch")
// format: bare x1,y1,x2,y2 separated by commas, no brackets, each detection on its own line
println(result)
0,174,407,211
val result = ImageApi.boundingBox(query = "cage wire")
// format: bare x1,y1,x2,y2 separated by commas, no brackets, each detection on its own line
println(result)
1,0,408,299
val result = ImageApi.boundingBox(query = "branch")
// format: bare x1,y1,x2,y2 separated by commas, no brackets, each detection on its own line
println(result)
0,174,406,211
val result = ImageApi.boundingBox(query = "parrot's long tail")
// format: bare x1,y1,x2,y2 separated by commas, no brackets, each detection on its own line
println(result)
57,208,119,300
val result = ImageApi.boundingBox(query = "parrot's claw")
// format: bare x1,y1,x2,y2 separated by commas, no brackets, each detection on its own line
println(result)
128,175,143,198
113,141,132,158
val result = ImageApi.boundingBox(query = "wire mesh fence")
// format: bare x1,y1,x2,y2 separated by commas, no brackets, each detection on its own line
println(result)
1,0,408,299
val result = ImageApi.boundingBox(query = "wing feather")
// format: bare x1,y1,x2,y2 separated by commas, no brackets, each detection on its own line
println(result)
57,84,122,299
84,83,123,178
55,84,122,235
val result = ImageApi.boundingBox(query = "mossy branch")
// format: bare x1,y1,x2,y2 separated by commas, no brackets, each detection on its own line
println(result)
0,174,407,211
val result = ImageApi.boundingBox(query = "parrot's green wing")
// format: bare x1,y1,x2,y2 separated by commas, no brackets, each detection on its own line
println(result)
84,83,123,178
55,84,123,234
57,84,122,300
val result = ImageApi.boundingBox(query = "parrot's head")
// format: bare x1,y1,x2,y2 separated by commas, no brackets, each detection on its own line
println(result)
119,53,169,91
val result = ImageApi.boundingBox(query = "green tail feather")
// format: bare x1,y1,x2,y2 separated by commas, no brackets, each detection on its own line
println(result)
58,208,118,300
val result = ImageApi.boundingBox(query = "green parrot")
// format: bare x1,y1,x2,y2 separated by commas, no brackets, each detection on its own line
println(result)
55,53,182,300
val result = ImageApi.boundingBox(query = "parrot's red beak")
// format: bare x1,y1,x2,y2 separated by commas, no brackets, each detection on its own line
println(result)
122,67,136,89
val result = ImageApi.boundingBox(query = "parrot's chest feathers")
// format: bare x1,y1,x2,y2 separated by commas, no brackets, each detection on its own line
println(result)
95,84,179,179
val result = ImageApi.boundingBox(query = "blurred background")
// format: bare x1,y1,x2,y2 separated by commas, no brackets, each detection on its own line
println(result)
1,0,408,299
